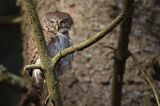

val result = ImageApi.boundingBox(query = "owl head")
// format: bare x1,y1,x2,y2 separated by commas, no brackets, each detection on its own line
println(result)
41,12,73,34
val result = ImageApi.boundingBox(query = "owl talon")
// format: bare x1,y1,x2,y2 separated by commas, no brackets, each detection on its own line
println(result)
44,95,50,105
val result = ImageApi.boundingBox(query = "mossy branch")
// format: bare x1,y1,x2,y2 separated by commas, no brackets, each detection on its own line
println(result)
23,0,51,65
111,0,134,106
23,0,62,105
24,64,43,70
23,0,124,105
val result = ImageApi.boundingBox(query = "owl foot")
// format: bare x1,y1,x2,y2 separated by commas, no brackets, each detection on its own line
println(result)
44,95,50,105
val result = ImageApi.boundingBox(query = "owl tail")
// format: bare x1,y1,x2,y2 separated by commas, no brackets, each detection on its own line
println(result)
31,69,44,95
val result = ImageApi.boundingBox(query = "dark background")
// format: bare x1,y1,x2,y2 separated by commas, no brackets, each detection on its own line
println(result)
0,0,23,106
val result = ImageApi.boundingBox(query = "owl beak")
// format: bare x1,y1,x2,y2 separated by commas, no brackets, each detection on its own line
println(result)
55,24,59,33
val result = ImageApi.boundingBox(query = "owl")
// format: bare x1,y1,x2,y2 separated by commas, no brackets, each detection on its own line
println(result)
27,12,73,93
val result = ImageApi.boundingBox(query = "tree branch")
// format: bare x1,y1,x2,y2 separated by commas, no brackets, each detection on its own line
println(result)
0,14,22,24
111,0,134,106
23,0,62,105
0,66,30,93
24,64,43,71
23,0,51,65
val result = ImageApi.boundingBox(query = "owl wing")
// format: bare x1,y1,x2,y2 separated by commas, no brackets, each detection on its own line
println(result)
27,36,45,93
27,30,54,64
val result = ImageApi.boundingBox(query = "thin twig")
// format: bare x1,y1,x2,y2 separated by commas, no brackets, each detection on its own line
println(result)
131,54,160,106
24,64,43,70
143,74,160,106
0,14,22,24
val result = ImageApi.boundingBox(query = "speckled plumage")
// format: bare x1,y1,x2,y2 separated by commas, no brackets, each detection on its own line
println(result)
27,12,73,93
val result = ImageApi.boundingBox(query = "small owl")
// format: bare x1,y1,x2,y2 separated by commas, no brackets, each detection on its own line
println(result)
27,12,73,93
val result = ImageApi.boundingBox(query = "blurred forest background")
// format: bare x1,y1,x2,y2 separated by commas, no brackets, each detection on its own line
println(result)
0,0,160,106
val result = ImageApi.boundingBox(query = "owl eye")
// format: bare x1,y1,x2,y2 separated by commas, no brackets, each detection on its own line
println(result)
50,19,55,24
60,21,69,28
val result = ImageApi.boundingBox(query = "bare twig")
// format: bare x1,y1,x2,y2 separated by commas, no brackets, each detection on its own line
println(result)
143,74,160,106
0,14,22,24
24,64,43,70
131,55,160,106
